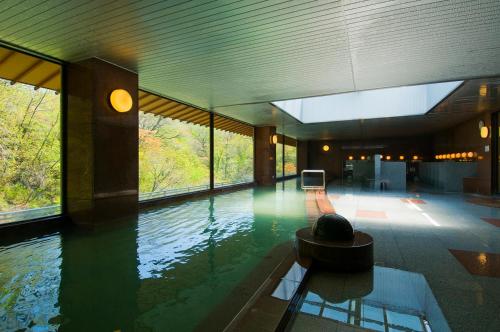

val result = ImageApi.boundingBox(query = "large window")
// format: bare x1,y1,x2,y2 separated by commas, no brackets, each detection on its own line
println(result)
276,142,283,178
284,144,297,176
276,135,297,179
214,115,254,187
138,92,210,199
0,48,61,223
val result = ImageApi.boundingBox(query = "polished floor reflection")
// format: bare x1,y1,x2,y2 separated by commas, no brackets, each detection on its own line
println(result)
320,184,500,331
290,267,448,332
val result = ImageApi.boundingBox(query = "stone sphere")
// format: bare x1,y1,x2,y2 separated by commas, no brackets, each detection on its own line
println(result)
313,213,354,241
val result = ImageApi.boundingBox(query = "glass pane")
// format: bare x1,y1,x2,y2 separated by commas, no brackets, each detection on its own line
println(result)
139,111,210,199
322,307,348,322
0,78,61,223
284,144,297,176
214,116,254,187
362,304,384,322
386,310,424,331
276,142,283,178
300,302,321,316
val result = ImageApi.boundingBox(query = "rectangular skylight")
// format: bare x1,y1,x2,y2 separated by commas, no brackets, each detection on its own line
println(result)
272,81,463,123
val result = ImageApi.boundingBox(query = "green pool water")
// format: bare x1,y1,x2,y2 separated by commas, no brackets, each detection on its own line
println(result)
0,180,308,331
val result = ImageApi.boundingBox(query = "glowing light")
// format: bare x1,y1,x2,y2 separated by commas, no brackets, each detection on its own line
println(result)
361,155,366,160
451,153,456,159
322,145,330,152
399,155,404,160
109,89,133,113
270,134,278,144
467,152,474,158
386,155,391,160
461,152,466,158
478,253,487,265
412,155,418,160
480,126,489,138
479,85,488,97
446,154,451,159
348,155,353,160
435,155,439,160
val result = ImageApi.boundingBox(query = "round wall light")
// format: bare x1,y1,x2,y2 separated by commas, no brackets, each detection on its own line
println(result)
270,134,278,145
109,89,133,113
412,155,418,160
399,155,404,160
467,152,474,158
348,155,353,160
361,155,366,160
480,126,489,138
322,145,330,152
461,152,466,158
386,155,391,160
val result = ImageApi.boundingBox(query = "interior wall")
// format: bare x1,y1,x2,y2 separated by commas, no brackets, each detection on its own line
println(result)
432,113,492,194
307,137,433,181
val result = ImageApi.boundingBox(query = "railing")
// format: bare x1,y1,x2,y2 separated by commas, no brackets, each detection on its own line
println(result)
139,180,253,201
139,184,210,201
214,180,253,188
0,205,61,224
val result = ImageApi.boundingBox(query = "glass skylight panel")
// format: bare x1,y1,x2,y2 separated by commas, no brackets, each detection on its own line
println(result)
272,81,462,123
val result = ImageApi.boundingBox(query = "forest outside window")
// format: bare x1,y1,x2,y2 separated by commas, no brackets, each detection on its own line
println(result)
138,91,210,200
0,47,62,223
214,115,254,187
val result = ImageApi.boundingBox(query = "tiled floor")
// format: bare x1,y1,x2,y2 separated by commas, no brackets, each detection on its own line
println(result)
292,184,500,332
481,217,500,227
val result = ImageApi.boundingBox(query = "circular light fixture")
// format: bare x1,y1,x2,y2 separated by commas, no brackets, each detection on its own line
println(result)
461,152,466,158
348,155,353,160
109,89,133,113
435,155,439,160
480,126,489,138
479,85,488,97
451,153,456,159
399,155,404,160
386,156,391,160
322,145,330,152
467,152,474,158
361,155,366,160
270,134,278,144
412,155,418,160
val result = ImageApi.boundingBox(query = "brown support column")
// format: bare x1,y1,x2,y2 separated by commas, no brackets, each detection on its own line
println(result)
254,126,276,186
65,58,138,225
297,140,309,173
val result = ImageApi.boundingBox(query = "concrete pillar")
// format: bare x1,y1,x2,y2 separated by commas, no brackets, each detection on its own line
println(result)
65,58,138,225
254,126,276,186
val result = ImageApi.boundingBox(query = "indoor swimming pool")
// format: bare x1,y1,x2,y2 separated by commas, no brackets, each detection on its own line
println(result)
0,180,308,331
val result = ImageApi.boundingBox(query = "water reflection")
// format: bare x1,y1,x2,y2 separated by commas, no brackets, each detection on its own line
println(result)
291,267,450,332
0,180,307,331
0,234,62,331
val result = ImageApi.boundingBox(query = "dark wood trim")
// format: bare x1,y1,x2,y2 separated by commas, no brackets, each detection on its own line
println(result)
60,63,68,216
0,215,66,241
210,112,215,189
492,111,498,194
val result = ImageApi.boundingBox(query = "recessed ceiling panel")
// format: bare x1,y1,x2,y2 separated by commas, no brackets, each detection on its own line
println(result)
272,81,463,123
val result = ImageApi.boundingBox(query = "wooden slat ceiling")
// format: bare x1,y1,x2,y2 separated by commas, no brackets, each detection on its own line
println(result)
0,46,60,91
139,90,253,137
1,1,499,110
